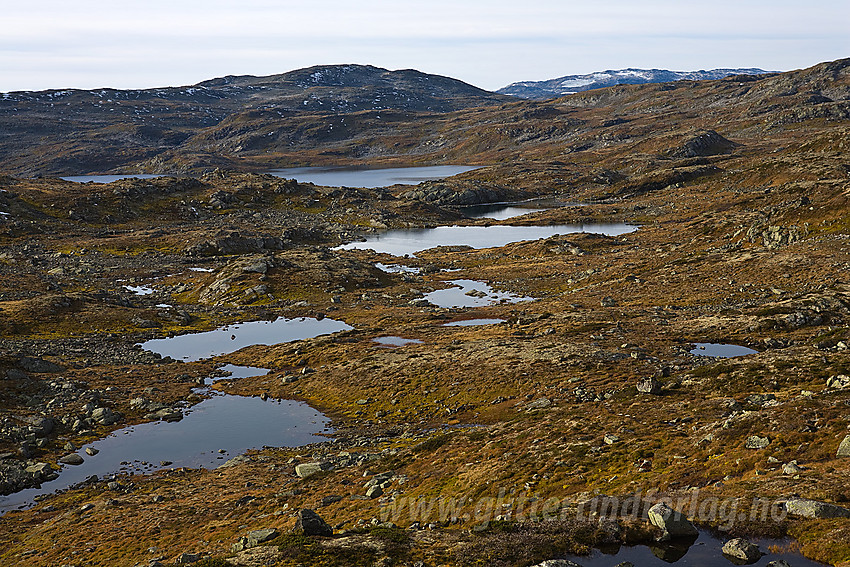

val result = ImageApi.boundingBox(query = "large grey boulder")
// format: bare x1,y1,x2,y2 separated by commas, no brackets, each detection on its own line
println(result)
292,509,333,536
295,461,333,478
785,498,850,519
722,538,762,563
837,434,850,457
647,502,698,540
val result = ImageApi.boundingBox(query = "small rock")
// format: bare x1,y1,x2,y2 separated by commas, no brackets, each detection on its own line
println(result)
85,447,99,456
525,397,552,411
59,453,84,466
637,377,661,395
603,434,620,445
782,460,805,474
531,560,584,567
837,434,850,457
366,485,384,499
766,561,793,567
722,538,762,563
745,436,770,449
174,552,200,564
291,509,333,536
826,374,850,389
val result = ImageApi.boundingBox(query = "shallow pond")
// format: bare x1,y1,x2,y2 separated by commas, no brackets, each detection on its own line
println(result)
61,174,167,183
690,343,758,358
562,529,826,566
337,223,636,257
373,336,423,347
426,279,532,309
442,318,506,326
140,317,353,362
268,165,481,188
0,388,329,513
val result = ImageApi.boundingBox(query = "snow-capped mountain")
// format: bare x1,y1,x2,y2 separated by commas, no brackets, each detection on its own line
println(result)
498,68,771,99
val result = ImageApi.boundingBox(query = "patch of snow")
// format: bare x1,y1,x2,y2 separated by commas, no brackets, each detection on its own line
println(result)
123,285,155,296
559,78,597,88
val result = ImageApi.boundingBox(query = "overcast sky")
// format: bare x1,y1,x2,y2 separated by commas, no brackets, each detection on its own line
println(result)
2,0,848,92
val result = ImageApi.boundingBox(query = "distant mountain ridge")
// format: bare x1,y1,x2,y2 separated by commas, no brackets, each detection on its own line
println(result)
498,68,771,99
0,64,515,176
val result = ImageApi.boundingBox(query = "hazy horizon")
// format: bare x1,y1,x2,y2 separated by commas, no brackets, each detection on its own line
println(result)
2,0,848,93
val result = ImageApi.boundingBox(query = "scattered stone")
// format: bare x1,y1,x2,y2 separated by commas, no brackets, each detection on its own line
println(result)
647,502,698,540
722,538,762,563
320,495,344,506
291,509,333,536
601,296,617,307
59,453,84,466
85,447,99,456
366,485,384,499
782,460,805,474
174,552,200,564
766,561,793,567
525,397,552,411
603,434,620,445
785,498,850,519
826,374,850,389
745,436,770,449
837,434,850,457
530,560,584,567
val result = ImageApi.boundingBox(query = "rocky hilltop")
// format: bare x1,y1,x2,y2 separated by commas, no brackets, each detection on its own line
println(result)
0,65,514,176
0,59,849,566
497,67,771,99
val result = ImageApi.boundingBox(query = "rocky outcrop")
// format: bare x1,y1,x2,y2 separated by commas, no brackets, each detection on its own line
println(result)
746,223,808,249
668,130,736,158
185,230,287,256
785,498,850,519
401,181,515,206
0,458,58,495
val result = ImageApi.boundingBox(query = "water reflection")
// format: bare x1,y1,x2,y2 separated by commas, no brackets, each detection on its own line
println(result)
140,317,352,362
268,165,481,188
562,529,825,566
425,279,532,309
337,223,636,257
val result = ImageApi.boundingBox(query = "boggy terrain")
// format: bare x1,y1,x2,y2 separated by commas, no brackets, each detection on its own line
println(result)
0,59,850,567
